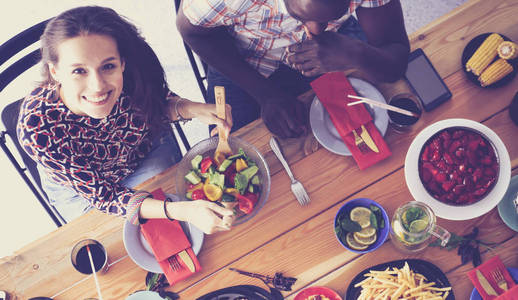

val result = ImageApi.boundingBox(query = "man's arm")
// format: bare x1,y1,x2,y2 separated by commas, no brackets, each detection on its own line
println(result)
355,0,410,81
287,0,410,82
176,4,307,137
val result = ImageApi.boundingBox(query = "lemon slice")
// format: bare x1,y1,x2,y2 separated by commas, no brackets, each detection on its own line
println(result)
346,232,369,250
203,183,223,201
353,231,377,246
392,220,406,241
354,226,377,239
350,207,372,229
409,219,429,233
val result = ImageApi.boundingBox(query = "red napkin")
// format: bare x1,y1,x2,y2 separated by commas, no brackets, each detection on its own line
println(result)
468,256,516,300
310,72,391,169
140,188,201,285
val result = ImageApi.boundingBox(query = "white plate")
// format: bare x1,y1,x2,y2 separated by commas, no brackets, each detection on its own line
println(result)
405,119,511,220
309,77,388,156
123,194,204,273
126,291,165,300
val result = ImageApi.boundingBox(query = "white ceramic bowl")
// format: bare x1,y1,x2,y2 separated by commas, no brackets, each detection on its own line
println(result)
405,119,511,220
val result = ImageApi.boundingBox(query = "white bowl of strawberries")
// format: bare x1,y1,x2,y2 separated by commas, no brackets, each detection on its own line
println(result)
405,119,511,220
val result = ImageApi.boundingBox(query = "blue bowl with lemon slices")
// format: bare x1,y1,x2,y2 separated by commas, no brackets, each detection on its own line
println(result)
334,198,389,253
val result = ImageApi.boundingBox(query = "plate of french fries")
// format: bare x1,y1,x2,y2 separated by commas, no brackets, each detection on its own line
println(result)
346,259,454,300
462,32,518,88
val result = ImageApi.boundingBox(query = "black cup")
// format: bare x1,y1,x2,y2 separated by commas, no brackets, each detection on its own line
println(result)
387,93,422,132
70,239,108,275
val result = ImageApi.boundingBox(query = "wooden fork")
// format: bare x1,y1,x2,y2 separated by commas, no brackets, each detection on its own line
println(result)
491,269,508,291
214,86,232,164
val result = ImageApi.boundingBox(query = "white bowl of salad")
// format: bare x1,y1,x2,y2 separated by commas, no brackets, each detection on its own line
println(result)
176,136,271,225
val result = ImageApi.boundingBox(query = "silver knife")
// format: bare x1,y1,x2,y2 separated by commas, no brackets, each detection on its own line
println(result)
476,269,498,296
359,124,379,153
178,250,196,273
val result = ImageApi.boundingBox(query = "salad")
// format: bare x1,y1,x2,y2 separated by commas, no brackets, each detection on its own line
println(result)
184,148,261,215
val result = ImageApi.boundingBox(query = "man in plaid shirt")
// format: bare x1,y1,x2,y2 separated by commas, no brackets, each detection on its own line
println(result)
177,0,409,138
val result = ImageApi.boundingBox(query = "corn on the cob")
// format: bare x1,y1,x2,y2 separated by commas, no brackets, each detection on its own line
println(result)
466,33,504,76
478,58,513,86
497,41,518,60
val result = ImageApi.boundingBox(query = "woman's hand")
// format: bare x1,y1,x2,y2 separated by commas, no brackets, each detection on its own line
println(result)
175,97,233,137
168,200,235,234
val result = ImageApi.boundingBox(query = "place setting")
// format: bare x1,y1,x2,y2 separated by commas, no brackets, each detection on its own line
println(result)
309,72,394,170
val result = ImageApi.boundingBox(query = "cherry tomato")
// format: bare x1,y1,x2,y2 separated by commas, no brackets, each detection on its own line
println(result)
191,189,205,200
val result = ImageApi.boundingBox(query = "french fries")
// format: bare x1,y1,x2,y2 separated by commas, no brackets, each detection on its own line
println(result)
354,262,451,300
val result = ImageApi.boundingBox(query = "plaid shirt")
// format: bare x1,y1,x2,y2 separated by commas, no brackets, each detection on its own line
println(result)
182,0,391,77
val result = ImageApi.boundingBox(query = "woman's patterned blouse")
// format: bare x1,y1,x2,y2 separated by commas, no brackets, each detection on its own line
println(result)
17,84,157,219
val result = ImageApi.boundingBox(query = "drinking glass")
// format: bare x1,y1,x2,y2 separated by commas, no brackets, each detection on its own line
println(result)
390,201,450,253
71,239,109,274
387,93,422,132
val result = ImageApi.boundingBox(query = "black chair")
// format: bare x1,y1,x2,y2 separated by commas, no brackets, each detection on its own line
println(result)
0,19,66,227
174,0,209,103
0,19,193,227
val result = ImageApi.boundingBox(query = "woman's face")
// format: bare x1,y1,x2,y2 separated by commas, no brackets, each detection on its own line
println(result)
49,34,125,119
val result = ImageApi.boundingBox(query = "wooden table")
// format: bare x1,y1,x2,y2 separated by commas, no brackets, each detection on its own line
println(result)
1,0,518,298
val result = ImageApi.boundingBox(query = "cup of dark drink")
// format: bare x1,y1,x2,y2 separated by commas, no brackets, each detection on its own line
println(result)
71,239,108,275
387,93,422,132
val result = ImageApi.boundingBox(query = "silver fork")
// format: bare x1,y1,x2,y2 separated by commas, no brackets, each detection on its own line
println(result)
269,136,310,205
168,255,181,272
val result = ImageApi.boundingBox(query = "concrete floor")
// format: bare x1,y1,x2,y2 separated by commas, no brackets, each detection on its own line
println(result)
0,0,467,258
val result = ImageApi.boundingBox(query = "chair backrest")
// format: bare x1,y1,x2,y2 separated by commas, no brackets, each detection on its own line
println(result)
0,19,66,227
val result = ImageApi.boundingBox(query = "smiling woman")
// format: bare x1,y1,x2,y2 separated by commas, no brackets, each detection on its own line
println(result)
16,5,236,236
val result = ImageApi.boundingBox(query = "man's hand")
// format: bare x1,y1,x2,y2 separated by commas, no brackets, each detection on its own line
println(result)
286,32,357,77
261,96,308,138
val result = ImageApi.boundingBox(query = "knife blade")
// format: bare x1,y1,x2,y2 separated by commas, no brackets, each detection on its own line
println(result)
476,269,498,296
178,250,196,273
359,124,379,153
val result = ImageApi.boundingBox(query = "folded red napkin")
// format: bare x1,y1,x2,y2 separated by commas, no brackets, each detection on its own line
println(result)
310,72,391,169
140,189,201,285
468,256,516,300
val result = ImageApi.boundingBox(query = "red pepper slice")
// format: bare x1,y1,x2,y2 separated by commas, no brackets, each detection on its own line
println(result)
245,192,258,206
236,193,259,214
200,157,213,173
191,189,205,200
